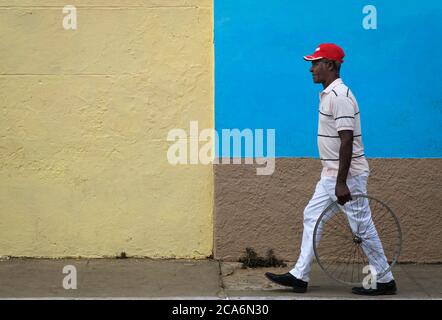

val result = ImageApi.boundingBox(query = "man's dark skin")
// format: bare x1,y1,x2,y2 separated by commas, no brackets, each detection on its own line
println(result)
310,59,353,205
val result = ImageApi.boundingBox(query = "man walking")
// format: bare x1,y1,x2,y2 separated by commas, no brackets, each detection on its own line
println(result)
265,43,397,295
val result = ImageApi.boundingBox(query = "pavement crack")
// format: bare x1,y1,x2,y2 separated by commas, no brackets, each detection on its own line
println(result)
216,260,227,299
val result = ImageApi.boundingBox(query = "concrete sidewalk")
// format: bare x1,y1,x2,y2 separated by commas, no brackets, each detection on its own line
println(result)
0,258,440,299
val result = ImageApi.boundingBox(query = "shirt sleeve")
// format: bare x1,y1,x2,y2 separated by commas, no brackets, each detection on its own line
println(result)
331,95,355,131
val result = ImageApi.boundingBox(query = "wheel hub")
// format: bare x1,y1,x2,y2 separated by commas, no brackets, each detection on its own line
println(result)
353,235,362,244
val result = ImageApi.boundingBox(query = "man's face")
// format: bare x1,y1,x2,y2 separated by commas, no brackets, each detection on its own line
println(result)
310,59,331,83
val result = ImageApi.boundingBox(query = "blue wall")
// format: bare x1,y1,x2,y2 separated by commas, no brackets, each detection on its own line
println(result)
215,0,442,158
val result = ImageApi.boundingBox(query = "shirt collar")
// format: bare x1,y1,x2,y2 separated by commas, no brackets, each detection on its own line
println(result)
321,78,343,95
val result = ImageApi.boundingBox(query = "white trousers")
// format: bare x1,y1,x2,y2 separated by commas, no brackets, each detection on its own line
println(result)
289,172,394,283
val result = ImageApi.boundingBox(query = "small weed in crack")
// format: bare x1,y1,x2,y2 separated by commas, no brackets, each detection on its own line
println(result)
116,252,127,259
238,247,287,268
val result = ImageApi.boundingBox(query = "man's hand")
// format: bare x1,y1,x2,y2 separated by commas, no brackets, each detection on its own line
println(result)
335,180,352,205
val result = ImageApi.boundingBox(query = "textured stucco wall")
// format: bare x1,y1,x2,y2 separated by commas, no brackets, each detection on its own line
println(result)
214,158,442,263
0,0,214,258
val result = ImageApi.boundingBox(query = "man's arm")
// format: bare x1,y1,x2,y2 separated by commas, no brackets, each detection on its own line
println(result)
336,130,353,205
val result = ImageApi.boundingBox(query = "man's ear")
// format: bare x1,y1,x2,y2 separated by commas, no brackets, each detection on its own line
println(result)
326,60,334,71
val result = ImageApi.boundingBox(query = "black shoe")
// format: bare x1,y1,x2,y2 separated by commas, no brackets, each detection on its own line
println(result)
352,280,397,296
265,272,308,293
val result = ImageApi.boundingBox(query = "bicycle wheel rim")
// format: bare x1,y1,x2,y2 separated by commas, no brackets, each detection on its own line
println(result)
313,194,402,287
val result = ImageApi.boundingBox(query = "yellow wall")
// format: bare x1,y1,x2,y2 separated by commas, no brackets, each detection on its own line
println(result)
0,0,214,258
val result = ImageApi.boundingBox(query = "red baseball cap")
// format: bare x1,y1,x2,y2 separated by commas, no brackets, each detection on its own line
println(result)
303,43,345,63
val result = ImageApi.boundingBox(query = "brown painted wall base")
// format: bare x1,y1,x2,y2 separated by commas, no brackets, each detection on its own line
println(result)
214,158,442,263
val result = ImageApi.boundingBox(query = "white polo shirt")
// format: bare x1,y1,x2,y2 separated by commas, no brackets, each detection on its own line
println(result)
317,78,369,177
